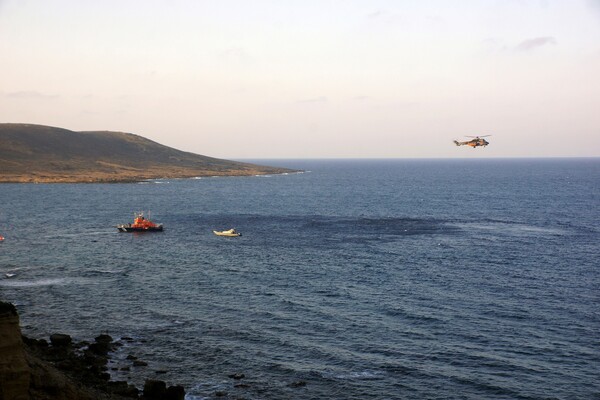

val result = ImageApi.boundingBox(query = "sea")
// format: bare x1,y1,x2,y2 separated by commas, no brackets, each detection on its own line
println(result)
0,158,598,400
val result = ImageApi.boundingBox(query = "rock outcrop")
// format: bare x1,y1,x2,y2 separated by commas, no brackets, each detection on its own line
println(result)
0,301,101,399
0,301,184,400
0,302,30,400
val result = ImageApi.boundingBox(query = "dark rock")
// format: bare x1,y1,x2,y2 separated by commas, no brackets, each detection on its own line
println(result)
229,373,245,380
49,333,72,347
107,380,128,391
126,354,138,360
55,359,77,371
121,336,135,341
133,360,148,367
22,336,49,349
120,366,131,371
88,364,102,375
88,341,110,356
122,384,140,398
108,381,139,397
0,301,17,316
165,385,185,400
155,369,168,374
99,372,111,381
215,391,227,397
21,334,35,346
95,333,113,343
88,334,115,356
87,333,115,356
143,379,167,399
83,350,107,367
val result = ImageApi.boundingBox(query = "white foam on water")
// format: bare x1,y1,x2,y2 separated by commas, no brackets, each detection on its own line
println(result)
334,370,385,380
0,277,84,288
139,179,170,184
0,276,91,288
321,368,385,381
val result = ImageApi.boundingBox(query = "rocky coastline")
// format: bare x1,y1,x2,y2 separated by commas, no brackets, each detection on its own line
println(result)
0,301,184,400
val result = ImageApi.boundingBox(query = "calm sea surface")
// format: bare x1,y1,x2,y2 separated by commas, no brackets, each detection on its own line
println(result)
1,159,598,399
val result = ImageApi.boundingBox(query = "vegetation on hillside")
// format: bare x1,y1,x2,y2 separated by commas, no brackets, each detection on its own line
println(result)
0,123,293,183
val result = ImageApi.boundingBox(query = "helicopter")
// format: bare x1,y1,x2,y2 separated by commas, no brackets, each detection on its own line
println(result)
453,135,491,148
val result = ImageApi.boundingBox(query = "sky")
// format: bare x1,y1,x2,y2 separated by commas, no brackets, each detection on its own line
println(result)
1,0,599,158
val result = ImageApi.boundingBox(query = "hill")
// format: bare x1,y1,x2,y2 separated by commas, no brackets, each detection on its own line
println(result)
0,123,294,183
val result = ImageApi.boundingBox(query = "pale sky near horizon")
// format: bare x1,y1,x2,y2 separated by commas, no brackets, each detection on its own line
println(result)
1,0,599,158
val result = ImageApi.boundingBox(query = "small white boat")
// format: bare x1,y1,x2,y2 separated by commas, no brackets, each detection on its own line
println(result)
213,228,241,237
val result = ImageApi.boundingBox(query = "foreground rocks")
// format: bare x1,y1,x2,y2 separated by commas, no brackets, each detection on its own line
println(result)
0,302,30,400
0,301,184,400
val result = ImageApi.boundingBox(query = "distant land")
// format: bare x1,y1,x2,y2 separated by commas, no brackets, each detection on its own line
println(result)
0,123,296,183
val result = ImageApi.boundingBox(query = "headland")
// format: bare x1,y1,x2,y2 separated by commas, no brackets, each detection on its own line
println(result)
0,123,296,183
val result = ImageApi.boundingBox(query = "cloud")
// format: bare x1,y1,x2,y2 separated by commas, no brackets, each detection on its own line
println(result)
515,37,557,52
588,0,600,20
365,9,403,26
217,47,252,64
5,91,59,100
588,0,600,11
367,10,385,19
297,96,328,104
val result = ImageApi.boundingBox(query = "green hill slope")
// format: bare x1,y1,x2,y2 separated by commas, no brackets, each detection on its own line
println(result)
0,123,294,182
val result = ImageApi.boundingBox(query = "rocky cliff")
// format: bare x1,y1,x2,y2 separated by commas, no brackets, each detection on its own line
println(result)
0,302,183,400
0,302,101,400
0,302,30,400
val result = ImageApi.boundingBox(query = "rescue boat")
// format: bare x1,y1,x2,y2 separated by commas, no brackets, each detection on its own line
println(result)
213,228,241,237
117,212,163,232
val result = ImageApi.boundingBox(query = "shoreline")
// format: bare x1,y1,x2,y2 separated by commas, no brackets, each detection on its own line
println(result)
0,169,301,184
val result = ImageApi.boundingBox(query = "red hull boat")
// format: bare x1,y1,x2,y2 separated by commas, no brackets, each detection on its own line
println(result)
117,212,163,232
